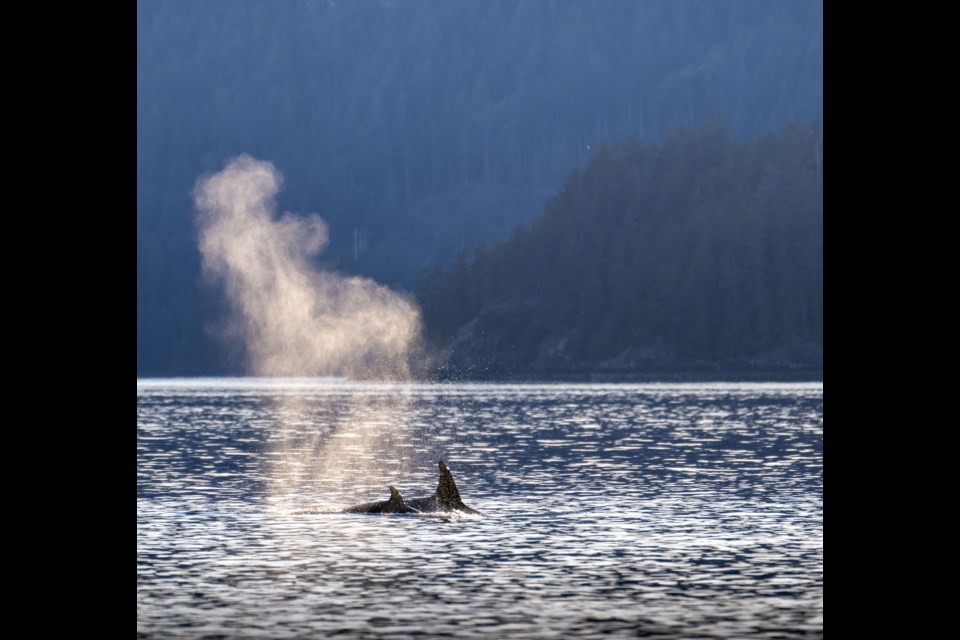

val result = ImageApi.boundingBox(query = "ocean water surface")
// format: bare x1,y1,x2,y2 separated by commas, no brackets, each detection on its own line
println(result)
137,380,823,638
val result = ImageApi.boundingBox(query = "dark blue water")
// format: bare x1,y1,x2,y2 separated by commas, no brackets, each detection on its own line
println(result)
137,380,823,638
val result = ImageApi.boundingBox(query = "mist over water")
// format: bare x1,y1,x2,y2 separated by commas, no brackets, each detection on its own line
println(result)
193,155,424,488
193,154,422,381
260,383,419,505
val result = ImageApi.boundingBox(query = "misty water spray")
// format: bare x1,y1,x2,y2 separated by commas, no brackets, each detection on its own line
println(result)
193,155,423,507
193,154,422,380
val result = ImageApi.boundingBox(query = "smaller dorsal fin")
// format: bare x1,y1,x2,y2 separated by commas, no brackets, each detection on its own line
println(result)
388,485,406,509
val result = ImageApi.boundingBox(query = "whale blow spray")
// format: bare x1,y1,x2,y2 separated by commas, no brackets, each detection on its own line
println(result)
193,155,423,510
193,154,421,380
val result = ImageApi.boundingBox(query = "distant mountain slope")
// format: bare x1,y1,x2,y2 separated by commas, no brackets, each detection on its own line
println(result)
418,122,823,379
137,0,822,376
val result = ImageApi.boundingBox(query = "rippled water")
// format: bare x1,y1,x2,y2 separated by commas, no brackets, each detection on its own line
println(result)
137,380,823,639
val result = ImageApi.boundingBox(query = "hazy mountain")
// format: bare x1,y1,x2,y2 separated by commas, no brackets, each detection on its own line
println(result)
137,0,822,376
418,121,823,380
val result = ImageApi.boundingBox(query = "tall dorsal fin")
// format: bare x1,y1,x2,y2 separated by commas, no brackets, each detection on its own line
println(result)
388,485,406,509
434,460,463,505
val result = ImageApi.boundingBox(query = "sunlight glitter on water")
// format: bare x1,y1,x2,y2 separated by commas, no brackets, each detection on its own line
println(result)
138,381,822,639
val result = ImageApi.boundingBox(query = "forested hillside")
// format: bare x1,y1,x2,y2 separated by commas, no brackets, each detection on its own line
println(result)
419,122,823,379
137,0,822,376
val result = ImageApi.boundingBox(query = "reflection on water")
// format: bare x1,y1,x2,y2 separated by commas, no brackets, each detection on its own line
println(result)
138,381,823,638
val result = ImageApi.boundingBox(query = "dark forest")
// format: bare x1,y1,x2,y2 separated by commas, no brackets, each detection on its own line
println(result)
419,121,822,379
137,1,823,377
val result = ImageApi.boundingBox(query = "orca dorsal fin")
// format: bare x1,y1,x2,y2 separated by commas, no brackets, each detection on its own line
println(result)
434,461,463,505
388,485,407,509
